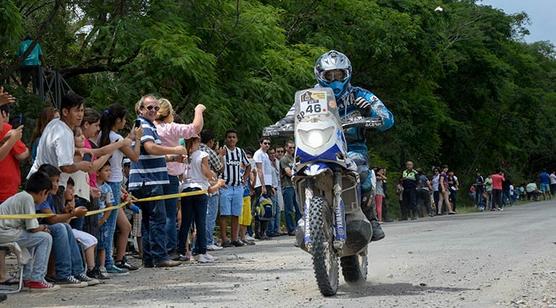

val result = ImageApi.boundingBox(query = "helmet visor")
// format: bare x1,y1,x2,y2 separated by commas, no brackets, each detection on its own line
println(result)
322,69,348,82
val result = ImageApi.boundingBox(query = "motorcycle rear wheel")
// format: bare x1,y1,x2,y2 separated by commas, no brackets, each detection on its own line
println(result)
340,248,368,284
309,196,339,296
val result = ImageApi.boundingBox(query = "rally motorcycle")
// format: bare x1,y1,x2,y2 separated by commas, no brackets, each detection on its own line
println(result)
263,87,382,296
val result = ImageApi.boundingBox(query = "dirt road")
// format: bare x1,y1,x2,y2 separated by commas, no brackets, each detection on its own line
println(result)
5,201,556,307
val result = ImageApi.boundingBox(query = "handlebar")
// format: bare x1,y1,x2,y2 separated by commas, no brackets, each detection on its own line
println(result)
342,116,383,129
262,117,383,137
262,123,294,137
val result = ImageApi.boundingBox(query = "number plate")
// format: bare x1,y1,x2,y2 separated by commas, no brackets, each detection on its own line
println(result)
299,90,328,116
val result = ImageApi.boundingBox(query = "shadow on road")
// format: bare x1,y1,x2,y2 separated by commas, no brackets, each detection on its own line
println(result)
337,281,476,298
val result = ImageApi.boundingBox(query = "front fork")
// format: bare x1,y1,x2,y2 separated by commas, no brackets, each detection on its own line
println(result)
303,173,347,251
333,171,346,250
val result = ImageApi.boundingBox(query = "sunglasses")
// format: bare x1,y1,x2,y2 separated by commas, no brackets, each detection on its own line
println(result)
263,142,271,145
143,105,160,111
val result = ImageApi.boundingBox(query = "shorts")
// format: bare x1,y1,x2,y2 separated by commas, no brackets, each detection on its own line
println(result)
219,186,243,216
239,196,252,226
540,183,550,193
72,229,98,249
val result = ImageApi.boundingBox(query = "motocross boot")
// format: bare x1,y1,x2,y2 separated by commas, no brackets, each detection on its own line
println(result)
370,217,385,241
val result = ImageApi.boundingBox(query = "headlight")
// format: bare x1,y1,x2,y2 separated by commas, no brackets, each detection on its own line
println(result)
299,127,334,148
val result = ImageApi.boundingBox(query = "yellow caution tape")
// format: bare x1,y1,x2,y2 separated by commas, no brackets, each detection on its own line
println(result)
0,190,207,220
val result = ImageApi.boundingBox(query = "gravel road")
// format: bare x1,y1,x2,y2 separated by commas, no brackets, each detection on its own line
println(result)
5,201,556,307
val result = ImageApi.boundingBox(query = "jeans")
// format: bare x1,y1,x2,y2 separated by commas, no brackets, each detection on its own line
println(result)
178,190,208,255
131,185,168,265
48,223,85,279
105,181,121,268
475,187,484,208
283,187,301,233
206,194,219,245
163,175,180,253
449,189,457,211
16,231,52,281
267,194,280,236
492,189,502,209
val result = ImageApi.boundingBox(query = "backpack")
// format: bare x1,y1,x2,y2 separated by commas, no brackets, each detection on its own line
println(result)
254,196,274,221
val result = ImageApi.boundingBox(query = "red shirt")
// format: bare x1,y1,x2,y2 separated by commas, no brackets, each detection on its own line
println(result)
491,173,505,190
0,123,28,201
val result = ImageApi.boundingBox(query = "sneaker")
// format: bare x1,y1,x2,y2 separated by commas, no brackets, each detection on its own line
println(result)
87,269,110,280
241,239,255,246
207,244,223,251
245,235,256,241
106,265,129,275
175,254,190,262
154,260,181,268
221,240,233,248
206,253,218,261
231,240,245,247
116,258,139,271
74,273,100,286
55,276,88,288
24,280,60,291
196,254,215,263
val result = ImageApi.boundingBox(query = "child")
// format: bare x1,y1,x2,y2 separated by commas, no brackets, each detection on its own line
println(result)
62,178,103,282
95,162,124,276
0,171,59,291
238,155,255,245
36,164,97,287
177,136,224,263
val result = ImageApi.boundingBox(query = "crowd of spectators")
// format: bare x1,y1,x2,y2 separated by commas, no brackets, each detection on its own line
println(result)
0,89,303,292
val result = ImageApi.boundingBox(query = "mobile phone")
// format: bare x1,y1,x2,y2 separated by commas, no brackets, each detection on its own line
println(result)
134,119,141,128
83,153,92,162
11,113,23,127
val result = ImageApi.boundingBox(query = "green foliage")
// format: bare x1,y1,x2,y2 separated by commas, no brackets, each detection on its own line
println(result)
2,0,556,190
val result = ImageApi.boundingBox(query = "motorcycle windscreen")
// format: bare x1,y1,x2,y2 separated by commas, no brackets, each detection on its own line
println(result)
293,88,347,163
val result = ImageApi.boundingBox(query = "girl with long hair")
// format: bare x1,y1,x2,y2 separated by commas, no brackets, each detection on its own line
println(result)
98,103,142,273
154,98,204,256
177,136,224,263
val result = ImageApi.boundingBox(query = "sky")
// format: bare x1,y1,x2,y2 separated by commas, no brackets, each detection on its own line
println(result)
479,0,555,44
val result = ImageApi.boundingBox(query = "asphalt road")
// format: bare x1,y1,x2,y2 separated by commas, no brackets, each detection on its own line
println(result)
5,201,556,307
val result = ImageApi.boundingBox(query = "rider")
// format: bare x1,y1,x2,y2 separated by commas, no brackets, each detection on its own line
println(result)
273,50,394,241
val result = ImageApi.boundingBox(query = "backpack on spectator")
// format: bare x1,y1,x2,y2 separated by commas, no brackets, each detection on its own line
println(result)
254,196,274,221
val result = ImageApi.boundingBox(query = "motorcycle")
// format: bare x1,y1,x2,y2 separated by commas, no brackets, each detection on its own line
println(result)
263,87,383,296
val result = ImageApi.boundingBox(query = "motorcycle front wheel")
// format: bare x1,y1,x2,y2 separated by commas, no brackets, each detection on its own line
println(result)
308,196,339,296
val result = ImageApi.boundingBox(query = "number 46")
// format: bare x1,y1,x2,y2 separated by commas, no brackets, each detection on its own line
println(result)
306,104,321,113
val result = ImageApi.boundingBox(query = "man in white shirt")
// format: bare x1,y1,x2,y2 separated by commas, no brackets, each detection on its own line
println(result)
253,137,274,239
28,92,92,180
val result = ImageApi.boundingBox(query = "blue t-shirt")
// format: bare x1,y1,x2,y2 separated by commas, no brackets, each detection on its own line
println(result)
129,117,169,190
98,183,115,219
36,194,57,214
17,39,43,66
539,172,550,184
